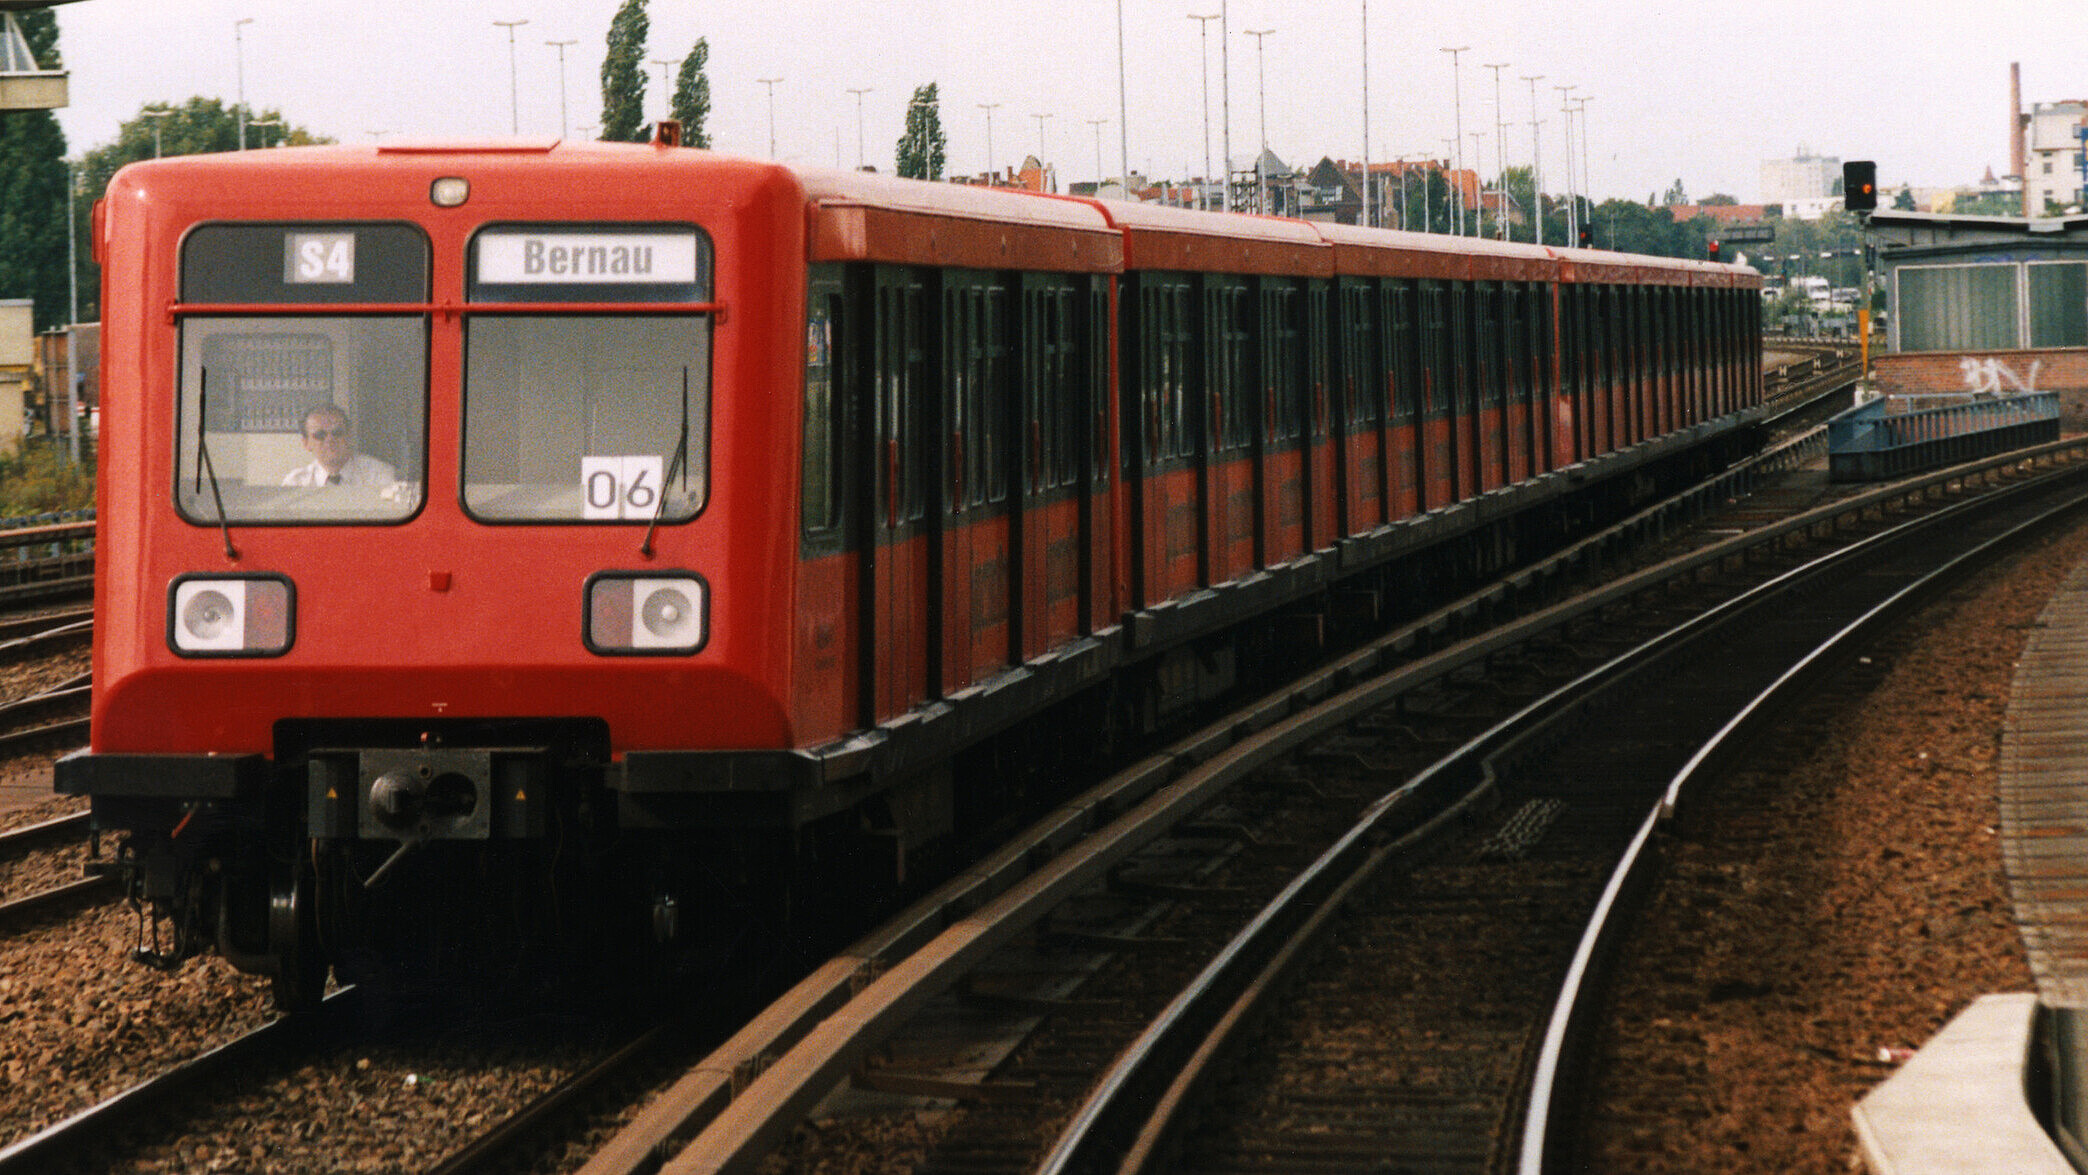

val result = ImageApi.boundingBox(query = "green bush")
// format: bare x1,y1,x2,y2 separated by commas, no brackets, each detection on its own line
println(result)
0,444,94,518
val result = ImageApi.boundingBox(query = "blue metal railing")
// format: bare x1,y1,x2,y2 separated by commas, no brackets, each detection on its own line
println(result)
1828,391,2062,481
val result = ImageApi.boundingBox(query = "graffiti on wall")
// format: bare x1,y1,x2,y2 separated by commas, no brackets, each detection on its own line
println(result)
1960,356,2042,396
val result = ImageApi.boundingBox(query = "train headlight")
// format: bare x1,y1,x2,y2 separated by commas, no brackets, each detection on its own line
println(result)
586,572,707,655
430,176,471,207
169,575,295,657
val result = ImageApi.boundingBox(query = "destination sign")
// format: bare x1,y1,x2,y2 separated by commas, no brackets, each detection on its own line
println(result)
477,231,699,284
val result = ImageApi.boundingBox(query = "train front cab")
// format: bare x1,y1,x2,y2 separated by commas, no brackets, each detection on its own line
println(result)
60,144,840,1003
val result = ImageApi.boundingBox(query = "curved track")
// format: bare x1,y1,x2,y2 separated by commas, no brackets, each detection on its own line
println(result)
559,437,2088,1174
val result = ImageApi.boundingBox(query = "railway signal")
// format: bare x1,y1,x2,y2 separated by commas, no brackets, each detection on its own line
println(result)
1708,240,1722,262
1843,160,1877,212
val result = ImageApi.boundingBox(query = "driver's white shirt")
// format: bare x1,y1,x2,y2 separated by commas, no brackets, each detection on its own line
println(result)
283,453,399,486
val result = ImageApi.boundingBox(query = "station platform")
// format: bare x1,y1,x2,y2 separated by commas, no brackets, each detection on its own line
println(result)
1852,550,2088,1173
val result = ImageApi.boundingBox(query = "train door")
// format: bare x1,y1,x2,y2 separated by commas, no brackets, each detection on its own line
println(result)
1384,280,1420,521
1505,284,1532,482
794,266,857,742
1558,284,1584,464
939,271,1013,696
1304,282,1337,552
1256,277,1306,567
1019,274,1086,660
1417,281,1455,511
1604,285,1628,452
1081,278,1115,637
1336,277,1386,536
1204,275,1255,585
869,266,934,722
1471,283,1501,492
1447,283,1479,502
1126,273,1199,608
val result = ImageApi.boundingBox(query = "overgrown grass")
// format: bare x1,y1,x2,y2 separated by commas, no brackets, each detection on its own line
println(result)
0,443,95,519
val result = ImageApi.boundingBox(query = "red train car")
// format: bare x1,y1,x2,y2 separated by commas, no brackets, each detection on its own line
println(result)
59,137,1758,1006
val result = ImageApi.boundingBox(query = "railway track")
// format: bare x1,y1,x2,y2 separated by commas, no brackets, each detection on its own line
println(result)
1049,445,2088,1174
0,991,357,1175
506,439,2088,1173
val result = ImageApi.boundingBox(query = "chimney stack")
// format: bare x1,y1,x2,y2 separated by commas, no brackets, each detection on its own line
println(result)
2012,62,2028,214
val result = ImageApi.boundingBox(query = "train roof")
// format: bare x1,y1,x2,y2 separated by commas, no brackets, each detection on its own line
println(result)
1314,221,1556,282
795,165,1123,272
1085,200,1332,277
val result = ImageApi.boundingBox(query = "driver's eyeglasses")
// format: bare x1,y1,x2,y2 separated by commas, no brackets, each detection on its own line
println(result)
307,428,348,441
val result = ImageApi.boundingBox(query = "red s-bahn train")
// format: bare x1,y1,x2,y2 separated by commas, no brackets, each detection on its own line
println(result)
58,134,1760,1007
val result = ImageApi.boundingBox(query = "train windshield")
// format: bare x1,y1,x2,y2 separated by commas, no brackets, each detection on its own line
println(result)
174,316,429,524
461,317,710,523
461,224,712,523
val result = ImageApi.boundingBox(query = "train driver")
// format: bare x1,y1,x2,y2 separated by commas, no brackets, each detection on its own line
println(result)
283,403,398,487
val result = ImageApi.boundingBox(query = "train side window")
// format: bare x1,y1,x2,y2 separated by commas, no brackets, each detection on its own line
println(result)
802,283,841,536
1388,281,1417,423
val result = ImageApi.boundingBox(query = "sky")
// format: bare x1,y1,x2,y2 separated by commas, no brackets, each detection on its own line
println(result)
34,0,2087,206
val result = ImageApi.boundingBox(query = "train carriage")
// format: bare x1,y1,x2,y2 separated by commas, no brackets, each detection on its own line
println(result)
58,137,1760,1007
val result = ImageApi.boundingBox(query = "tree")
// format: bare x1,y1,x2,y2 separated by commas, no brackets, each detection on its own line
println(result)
65,98,330,323
1893,185,1917,211
600,0,649,142
671,38,711,148
895,83,946,181
0,9,70,330
1659,178,1688,206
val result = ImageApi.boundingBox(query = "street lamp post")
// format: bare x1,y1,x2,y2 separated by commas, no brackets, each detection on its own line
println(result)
1442,137,1458,235
1219,0,1231,211
1441,46,1469,234
546,39,577,140
759,78,784,158
977,101,999,180
1244,27,1273,213
1088,117,1109,192
649,59,675,126
1188,13,1218,211
1032,111,1052,167
142,107,172,158
234,17,253,150
494,19,527,135
1484,63,1509,240
1521,74,1545,245
1576,96,1596,243
1360,0,1371,227
1555,84,1577,244
1470,132,1487,237
847,87,873,170
1115,0,1129,201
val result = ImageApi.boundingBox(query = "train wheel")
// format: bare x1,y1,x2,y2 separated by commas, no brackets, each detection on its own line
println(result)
268,863,328,1013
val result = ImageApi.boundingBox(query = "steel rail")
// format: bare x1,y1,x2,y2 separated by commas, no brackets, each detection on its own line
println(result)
0,988,357,1174
0,874,116,930
1039,445,2088,1173
589,433,2088,1175
0,809,88,852
1512,463,2088,1174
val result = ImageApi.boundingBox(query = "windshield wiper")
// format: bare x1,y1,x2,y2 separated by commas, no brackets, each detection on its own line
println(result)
193,368,239,560
640,366,690,557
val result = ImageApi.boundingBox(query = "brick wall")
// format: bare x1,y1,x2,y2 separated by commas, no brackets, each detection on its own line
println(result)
1875,348,2088,429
